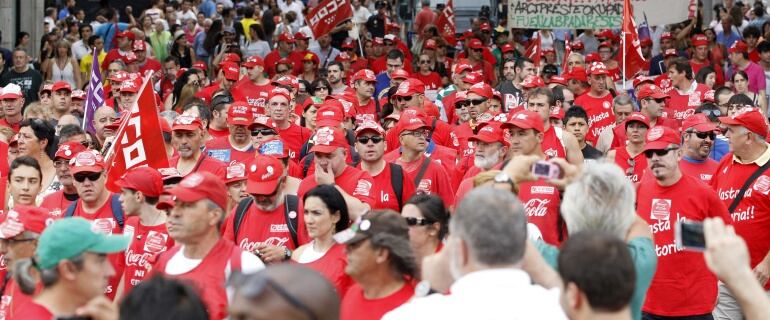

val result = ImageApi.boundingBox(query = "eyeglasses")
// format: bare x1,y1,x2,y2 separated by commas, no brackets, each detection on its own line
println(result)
688,130,716,140
469,98,487,106
231,272,318,320
472,48,483,52
314,87,328,92
404,216,434,226
400,130,429,138
356,136,384,144
251,128,277,136
419,60,431,64
455,101,469,109
644,147,679,158
395,95,414,102
700,109,722,118
54,159,69,167
0,238,36,246
74,172,102,182
645,98,666,104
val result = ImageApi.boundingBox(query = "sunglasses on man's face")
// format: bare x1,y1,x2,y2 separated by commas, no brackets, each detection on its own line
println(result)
419,60,431,64
251,128,277,136
644,147,679,159
395,96,414,102
455,101,469,109
74,172,102,183
468,98,487,106
700,109,722,118
689,131,716,140
356,136,384,144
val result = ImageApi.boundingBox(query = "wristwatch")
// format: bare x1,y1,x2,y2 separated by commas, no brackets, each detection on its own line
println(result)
283,247,293,260
494,172,517,191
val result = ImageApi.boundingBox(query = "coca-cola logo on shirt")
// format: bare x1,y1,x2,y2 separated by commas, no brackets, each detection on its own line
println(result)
92,218,116,235
354,179,372,197
524,198,551,217
752,175,770,195
417,179,433,194
673,109,695,120
239,237,289,252
143,231,169,253
125,249,151,268
650,199,671,221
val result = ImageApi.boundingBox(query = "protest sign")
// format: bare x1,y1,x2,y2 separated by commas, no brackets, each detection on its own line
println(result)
508,0,696,29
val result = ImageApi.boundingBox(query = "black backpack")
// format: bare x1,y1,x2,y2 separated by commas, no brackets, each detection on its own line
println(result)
64,194,125,229
232,194,300,248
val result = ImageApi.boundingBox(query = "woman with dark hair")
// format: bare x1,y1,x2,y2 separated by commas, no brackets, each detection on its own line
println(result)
164,69,202,111
292,184,352,295
170,31,196,68
695,66,716,89
17,118,59,201
15,31,30,50
401,194,449,266
732,70,767,112
243,24,271,58
310,78,332,100
202,19,223,57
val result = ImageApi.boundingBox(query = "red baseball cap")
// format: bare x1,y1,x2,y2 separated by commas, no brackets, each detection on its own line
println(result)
640,38,653,48
468,39,483,49
159,116,171,133
105,114,125,130
492,89,502,101
39,83,53,95
501,43,514,53
158,167,183,183
585,53,601,64
71,89,86,100
703,89,716,103
683,113,719,132
246,155,284,195
55,141,88,160
663,49,678,58
598,41,612,50
192,61,208,71
636,84,669,100
268,87,292,102
335,52,351,62
222,64,240,81
310,127,349,154
644,126,681,151
163,172,228,211
132,40,146,52
633,75,655,88
225,161,248,184
660,32,674,41
52,81,72,93
588,62,610,76
342,39,355,49
373,37,384,46
598,29,615,40
108,70,129,82
172,115,203,131
227,101,255,126
549,107,565,120
393,78,425,97
272,75,299,90
423,39,437,50
480,22,492,32
115,166,164,197
69,150,106,174
277,33,295,43
352,69,377,82
521,75,545,89
119,79,140,93
250,115,277,131
116,30,135,40
572,41,584,50
294,32,309,40
396,116,431,135
0,84,23,100
391,69,410,80
503,110,544,132
468,82,493,99
243,55,265,68
624,112,650,129
316,105,344,127
729,40,749,54
0,206,50,239
564,67,588,83
470,122,509,146
462,72,484,85
691,34,708,47
222,53,241,64
355,120,385,137
719,107,769,137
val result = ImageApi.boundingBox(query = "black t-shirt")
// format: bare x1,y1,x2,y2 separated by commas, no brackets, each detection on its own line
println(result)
496,80,524,112
582,144,604,160
0,67,43,105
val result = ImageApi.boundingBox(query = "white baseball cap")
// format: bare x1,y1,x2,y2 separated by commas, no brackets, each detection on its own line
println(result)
0,84,23,100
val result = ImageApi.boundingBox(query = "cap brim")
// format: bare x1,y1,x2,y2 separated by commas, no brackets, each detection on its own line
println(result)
718,116,742,126
0,93,22,100
333,228,368,244
228,118,251,126
165,187,207,204
70,165,104,174
246,179,280,195
88,234,130,254
310,145,341,154
643,141,674,151
172,124,201,131
625,120,650,129
503,120,539,132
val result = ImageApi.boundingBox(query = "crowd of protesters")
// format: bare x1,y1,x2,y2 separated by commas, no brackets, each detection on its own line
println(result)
0,0,770,319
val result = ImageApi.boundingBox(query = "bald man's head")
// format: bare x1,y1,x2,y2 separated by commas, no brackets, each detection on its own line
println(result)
93,105,117,141
229,265,339,320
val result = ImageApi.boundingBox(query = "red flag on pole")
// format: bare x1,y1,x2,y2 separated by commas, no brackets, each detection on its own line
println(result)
525,36,542,69
621,0,646,79
435,0,456,45
305,0,353,39
562,36,572,72
104,71,169,192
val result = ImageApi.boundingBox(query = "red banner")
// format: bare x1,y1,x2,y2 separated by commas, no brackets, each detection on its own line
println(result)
305,0,353,39
435,0,456,45
104,72,169,192
525,36,542,69
561,36,571,72
621,0,646,79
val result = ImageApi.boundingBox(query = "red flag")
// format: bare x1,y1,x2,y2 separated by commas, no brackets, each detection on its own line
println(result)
305,0,353,39
562,36,572,72
435,0,456,45
525,36,542,69
104,71,169,192
621,0,646,79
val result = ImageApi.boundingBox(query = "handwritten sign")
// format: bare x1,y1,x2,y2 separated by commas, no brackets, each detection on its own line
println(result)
508,0,696,29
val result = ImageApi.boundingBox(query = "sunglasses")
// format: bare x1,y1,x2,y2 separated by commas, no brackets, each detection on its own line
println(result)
251,128,277,136
472,48,483,52
74,172,102,182
646,98,666,104
688,130,716,140
404,217,434,226
419,60,431,64
455,101,469,109
469,98,487,106
356,136,384,144
700,109,722,118
644,147,679,158
395,96,414,102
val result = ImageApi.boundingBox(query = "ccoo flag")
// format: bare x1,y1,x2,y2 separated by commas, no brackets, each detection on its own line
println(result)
83,48,105,135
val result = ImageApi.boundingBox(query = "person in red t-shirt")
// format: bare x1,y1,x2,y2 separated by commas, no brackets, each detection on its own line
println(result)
607,113,650,183
527,87,584,165
101,30,134,71
413,53,442,92
151,172,265,319
41,141,87,217
268,88,311,163
169,115,227,179
205,101,256,163
336,210,417,320
690,34,725,86
574,62,616,145
113,167,174,299
0,84,24,132
264,33,296,78
636,125,731,317
351,69,379,125
11,217,129,320
233,55,274,112
196,62,241,105
667,58,711,124
638,84,680,129
466,39,497,85
132,40,161,76
354,121,416,212
207,94,233,138
454,122,509,205
395,116,455,206
680,114,720,185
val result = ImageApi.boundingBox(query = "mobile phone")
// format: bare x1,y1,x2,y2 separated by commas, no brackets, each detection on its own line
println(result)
675,220,705,252
531,160,561,180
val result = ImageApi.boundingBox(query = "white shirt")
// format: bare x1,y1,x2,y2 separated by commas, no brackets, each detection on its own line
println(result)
72,40,90,61
383,269,568,320
165,244,265,276
278,0,305,30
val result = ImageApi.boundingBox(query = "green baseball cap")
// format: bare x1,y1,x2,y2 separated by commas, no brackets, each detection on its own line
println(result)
35,217,130,270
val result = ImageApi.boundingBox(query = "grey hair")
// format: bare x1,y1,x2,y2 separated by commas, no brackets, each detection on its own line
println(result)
451,188,527,266
370,232,419,279
613,95,633,110
160,110,179,126
561,162,636,239
204,199,226,227
15,254,85,294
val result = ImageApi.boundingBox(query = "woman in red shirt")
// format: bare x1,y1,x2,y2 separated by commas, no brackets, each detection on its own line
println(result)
291,185,353,296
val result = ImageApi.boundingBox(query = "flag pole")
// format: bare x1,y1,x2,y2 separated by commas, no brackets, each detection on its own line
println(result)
622,29,627,88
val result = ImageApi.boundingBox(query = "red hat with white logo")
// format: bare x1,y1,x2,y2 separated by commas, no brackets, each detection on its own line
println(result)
163,172,228,210
52,81,72,93
272,75,300,90
69,150,106,174
391,69,410,80
277,33,295,43
663,49,678,58
396,116,431,136
335,52,351,62
503,110,544,133
468,39,484,49
108,70,130,83
691,34,708,47
729,40,749,54
462,72,484,85
316,104,344,127
637,84,669,100
0,84,23,99
250,114,278,130
480,22,492,32
521,75,546,89
423,39,437,50
268,87,292,101
564,67,588,83
572,41,584,50
116,30,135,40
598,41,612,50
683,113,719,132
192,60,208,71
172,115,203,131
661,32,674,41
589,62,610,76
470,122,509,146
115,166,164,197
119,79,140,93
719,107,769,137
55,141,88,160
355,120,385,137
549,107,565,120
222,53,241,64
598,29,615,40
633,75,655,88
644,126,681,151
225,161,248,184
500,43,515,53
0,206,50,239
39,83,53,95
352,69,377,82
703,89,716,103
243,55,265,68
310,127,349,154
293,32,309,40
624,112,650,129
549,75,567,86
123,52,138,64
71,89,86,100
393,78,425,97
132,40,146,52
453,60,473,74
492,89,502,101
227,101,255,126
373,37,384,46
222,63,240,81
342,39,355,49
158,167,183,184
585,52,601,63
468,82,493,99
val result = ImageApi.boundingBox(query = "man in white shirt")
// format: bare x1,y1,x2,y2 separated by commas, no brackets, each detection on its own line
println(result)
383,188,568,319
278,0,305,30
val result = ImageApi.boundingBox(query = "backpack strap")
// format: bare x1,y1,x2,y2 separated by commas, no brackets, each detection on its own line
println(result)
374,95,381,118
233,197,254,240
728,160,770,213
413,156,432,187
350,146,361,166
302,154,315,178
283,194,299,248
64,201,78,218
110,194,125,229
426,117,438,141
390,163,404,210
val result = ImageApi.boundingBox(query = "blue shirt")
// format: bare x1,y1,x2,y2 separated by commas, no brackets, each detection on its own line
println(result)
374,72,391,99
716,30,741,49
193,32,209,60
710,137,730,162
198,0,216,18
96,22,130,52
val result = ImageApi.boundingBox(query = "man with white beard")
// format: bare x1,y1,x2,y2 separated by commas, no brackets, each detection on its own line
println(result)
454,122,509,204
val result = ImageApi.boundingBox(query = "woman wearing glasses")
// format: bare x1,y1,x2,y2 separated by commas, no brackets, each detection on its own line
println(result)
14,119,58,205
291,185,352,296
400,194,449,270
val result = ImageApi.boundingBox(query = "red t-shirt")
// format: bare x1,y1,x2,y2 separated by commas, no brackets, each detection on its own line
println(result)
0,278,33,320
101,48,128,70
711,152,770,290
354,99,379,126
340,282,415,320
208,126,230,139
122,216,175,294
139,58,162,75
637,174,730,316
680,158,719,185
358,163,416,211
40,190,77,218
667,83,710,125
613,147,647,183
413,71,442,91
0,119,20,132
518,180,564,245
169,153,228,180
222,203,298,251
655,74,674,94
71,196,125,300
690,60,725,86
0,141,7,211
574,92,616,145
299,243,353,296
277,123,312,163
7,301,52,319
541,126,567,160
195,82,221,104
205,136,256,164
264,49,288,78
232,78,274,113
288,50,309,75
395,155,455,205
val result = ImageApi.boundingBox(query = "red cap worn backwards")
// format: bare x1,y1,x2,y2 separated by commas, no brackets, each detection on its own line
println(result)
246,155,284,195
0,206,50,239
719,107,769,137
172,115,203,131
644,126,681,151
115,166,164,197
316,104,344,127
503,110,544,133
55,141,88,160
470,122,509,146
393,78,425,97
683,113,719,132
310,127,349,154
163,172,228,211
225,161,247,184
69,150,106,174
227,101,255,126
521,75,546,89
